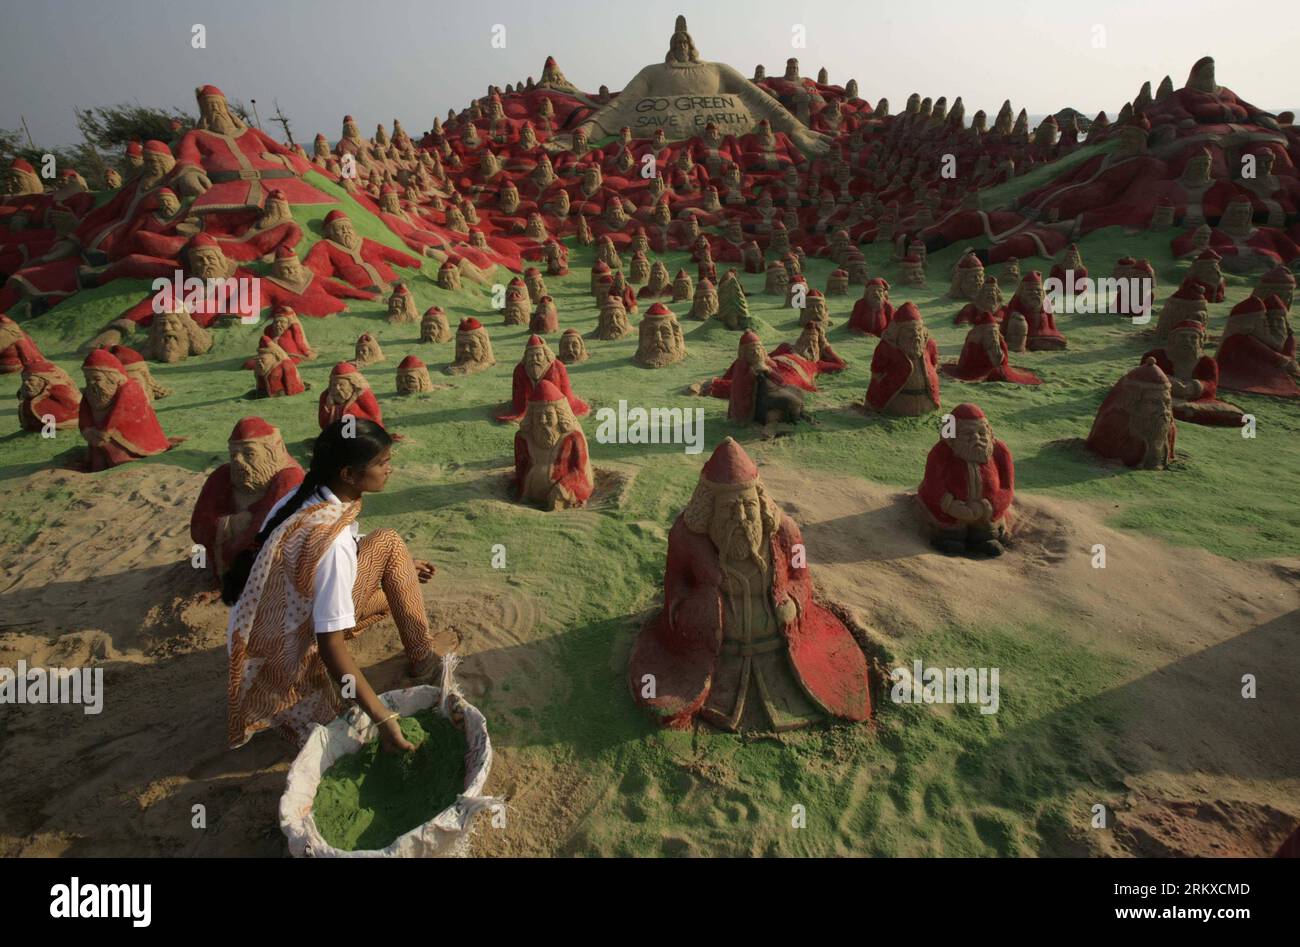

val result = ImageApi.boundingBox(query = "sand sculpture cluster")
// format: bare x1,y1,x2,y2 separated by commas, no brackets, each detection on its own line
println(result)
3,17,1299,738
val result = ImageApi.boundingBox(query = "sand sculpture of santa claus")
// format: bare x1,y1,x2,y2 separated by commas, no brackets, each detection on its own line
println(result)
917,404,1016,556
78,349,176,471
513,379,595,511
627,437,873,731
190,417,304,578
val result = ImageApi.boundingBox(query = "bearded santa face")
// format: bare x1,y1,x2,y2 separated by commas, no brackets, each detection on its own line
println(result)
526,214,548,240
200,96,241,136
723,167,741,190
668,31,693,64
396,368,427,394
725,220,743,243
653,202,672,227
1167,330,1202,371
20,373,48,400
272,314,292,337
959,267,985,298
328,218,361,250
794,324,823,361
703,188,720,211
742,341,767,370
975,282,1000,313
254,349,280,379
710,486,767,564
457,333,485,363
157,312,190,361
356,339,380,363
559,335,583,361
1019,283,1045,310
1221,200,1254,235
1263,310,1290,349
1130,387,1173,443
83,369,122,412
274,254,305,282
650,321,675,352
523,346,551,382
953,419,994,464
895,322,926,357
328,376,358,404
387,293,410,320
1182,153,1212,185
380,192,402,215
230,440,280,493
141,152,173,188
528,403,566,448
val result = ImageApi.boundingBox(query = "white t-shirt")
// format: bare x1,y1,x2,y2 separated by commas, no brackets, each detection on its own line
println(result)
260,484,361,634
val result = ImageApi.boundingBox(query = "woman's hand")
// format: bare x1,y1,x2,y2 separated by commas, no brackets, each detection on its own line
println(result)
379,716,415,754
413,559,437,583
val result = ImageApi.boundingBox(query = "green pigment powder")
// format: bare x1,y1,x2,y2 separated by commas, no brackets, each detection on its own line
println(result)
313,709,467,851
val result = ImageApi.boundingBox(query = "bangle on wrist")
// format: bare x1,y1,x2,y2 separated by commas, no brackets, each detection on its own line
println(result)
370,711,400,732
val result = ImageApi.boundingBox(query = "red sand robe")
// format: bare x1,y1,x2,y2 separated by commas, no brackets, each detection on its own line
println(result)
916,403,1016,540
626,437,872,731
709,332,820,420
1214,296,1300,398
1141,324,1244,426
0,313,45,374
256,248,378,317
512,380,594,508
190,417,305,577
847,278,895,336
252,342,307,398
303,211,422,293
318,362,383,429
78,350,177,471
173,85,332,212
496,335,589,423
865,303,941,413
942,313,1041,385
18,359,80,432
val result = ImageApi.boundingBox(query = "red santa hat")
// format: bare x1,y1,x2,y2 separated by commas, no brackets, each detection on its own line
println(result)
561,327,582,337
592,261,611,274
125,142,143,158
398,355,426,370
9,158,35,174
807,289,824,298
1116,256,1136,266
143,140,171,158
1121,357,1171,389
323,209,350,225
893,302,923,322
331,361,361,377
958,252,982,269
1172,279,1207,301
439,259,457,272
228,416,279,442
865,277,890,290
1263,294,1288,313
952,403,986,421
107,344,145,366
186,233,221,252
82,349,126,375
739,330,762,349
274,246,297,260
531,379,565,404
901,254,921,264
701,436,759,487
1229,296,1266,318
197,85,226,99
392,282,410,295
423,305,444,316
1196,249,1222,262
645,303,674,317
1261,265,1295,287
525,334,548,349
458,317,483,333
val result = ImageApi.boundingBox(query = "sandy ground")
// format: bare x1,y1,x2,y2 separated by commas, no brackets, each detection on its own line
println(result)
0,460,1296,857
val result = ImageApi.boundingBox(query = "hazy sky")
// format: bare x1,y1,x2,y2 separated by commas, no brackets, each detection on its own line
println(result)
2,0,1296,148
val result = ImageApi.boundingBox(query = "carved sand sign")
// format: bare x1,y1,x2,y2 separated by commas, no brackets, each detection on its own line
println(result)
633,95,753,131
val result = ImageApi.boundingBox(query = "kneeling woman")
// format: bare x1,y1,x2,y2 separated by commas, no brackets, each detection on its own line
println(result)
224,419,441,754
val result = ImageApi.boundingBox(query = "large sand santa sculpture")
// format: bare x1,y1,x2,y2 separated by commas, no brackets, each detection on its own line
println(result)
627,437,872,731
566,17,831,158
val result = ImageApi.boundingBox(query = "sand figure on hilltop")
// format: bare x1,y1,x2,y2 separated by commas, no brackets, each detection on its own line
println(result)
570,17,830,157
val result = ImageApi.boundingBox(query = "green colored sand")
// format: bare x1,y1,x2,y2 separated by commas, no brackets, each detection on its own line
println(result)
4,160,1298,855
313,710,467,852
